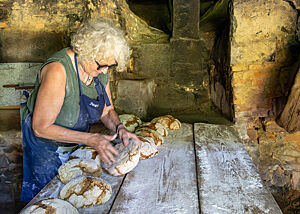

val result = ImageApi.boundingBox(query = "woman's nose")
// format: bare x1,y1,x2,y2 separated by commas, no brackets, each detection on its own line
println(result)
99,67,108,74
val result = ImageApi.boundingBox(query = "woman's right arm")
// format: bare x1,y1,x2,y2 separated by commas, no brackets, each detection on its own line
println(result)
32,62,117,163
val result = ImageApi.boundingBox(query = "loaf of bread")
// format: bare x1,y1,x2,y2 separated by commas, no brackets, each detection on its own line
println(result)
20,198,79,214
135,127,164,146
58,159,102,184
119,114,142,132
136,122,168,137
68,146,101,166
138,136,158,160
59,176,112,209
102,138,140,176
151,115,181,130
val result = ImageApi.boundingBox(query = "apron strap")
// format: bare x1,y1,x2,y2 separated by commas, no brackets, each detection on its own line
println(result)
94,77,111,107
74,53,83,96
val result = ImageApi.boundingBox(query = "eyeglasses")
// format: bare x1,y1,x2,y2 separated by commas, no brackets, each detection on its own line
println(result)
95,60,118,71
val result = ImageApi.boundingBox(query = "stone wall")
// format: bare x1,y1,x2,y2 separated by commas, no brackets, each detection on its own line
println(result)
0,0,168,62
231,0,300,212
242,118,300,213
231,0,299,124
0,130,23,212
0,0,218,122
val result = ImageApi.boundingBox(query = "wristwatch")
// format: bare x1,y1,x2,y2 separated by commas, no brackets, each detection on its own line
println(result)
115,123,124,144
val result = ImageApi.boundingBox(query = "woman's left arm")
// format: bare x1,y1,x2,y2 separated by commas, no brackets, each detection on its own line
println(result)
100,74,140,146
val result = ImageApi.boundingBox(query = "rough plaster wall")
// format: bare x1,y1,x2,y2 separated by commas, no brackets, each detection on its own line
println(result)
0,0,168,62
0,63,39,106
231,0,299,137
0,0,96,61
231,0,298,65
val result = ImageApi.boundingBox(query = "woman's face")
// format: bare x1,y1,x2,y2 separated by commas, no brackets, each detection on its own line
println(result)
84,58,117,77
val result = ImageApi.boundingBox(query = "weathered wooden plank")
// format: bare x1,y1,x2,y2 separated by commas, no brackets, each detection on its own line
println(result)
110,123,199,214
25,173,124,214
194,123,282,214
28,176,64,205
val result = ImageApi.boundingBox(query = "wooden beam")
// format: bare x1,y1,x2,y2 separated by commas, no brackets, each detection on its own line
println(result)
3,84,35,90
194,123,282,214
0,105,20,110
109,123,199,213
0,22,8,29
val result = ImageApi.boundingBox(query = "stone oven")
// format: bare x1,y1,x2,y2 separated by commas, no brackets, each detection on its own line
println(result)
0,0,299,213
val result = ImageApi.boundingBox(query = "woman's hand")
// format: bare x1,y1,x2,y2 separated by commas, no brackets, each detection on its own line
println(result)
118,126,141,147
86,133,118,164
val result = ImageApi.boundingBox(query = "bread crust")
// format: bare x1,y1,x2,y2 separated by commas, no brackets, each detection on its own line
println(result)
136,122,168,137
20,198,79,214
138,136,158,160
119,114,142,132
151,115,181,130
135,127,164,146
59,176,112,209
68,146,101,166
102,138,140,176
58,159,102,184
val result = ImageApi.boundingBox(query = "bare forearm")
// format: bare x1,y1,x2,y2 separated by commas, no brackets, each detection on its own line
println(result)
101,108,141,147
101,108,122,133
33,123,95,146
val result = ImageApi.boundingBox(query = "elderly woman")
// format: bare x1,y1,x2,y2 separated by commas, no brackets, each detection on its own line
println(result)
20,17,139,202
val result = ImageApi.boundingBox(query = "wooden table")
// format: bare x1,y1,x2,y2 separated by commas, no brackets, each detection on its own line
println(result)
26,123,282,214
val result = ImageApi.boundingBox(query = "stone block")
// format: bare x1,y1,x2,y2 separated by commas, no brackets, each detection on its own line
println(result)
114,79,156,119
249,62,276,70
246,127,257,142
131,44,170,80
292,171,300,190
231,0,298,65
0,183,14,203
170,39,209,69
278,68,300,132
269,165,291,187
147,82,221,123
265,121,286,133
170,64,209,89
173,0,200,39
274,155,297,166
0,30,65,62
231,64,249,72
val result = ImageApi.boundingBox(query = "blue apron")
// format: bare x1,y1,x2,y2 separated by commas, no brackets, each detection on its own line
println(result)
21,54,111,202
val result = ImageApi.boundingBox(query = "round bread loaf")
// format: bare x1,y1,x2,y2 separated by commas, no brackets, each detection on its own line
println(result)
136,122,168,137
138,136,158,160
59,176,112,209
68,146,101,166
102,138,140,176
151,115,181,130
119,114,142,132
135,127,164,146
20,198,79,214
58,159,102,184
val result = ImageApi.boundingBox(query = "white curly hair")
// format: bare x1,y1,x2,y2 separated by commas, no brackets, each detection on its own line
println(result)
71,17,130,72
